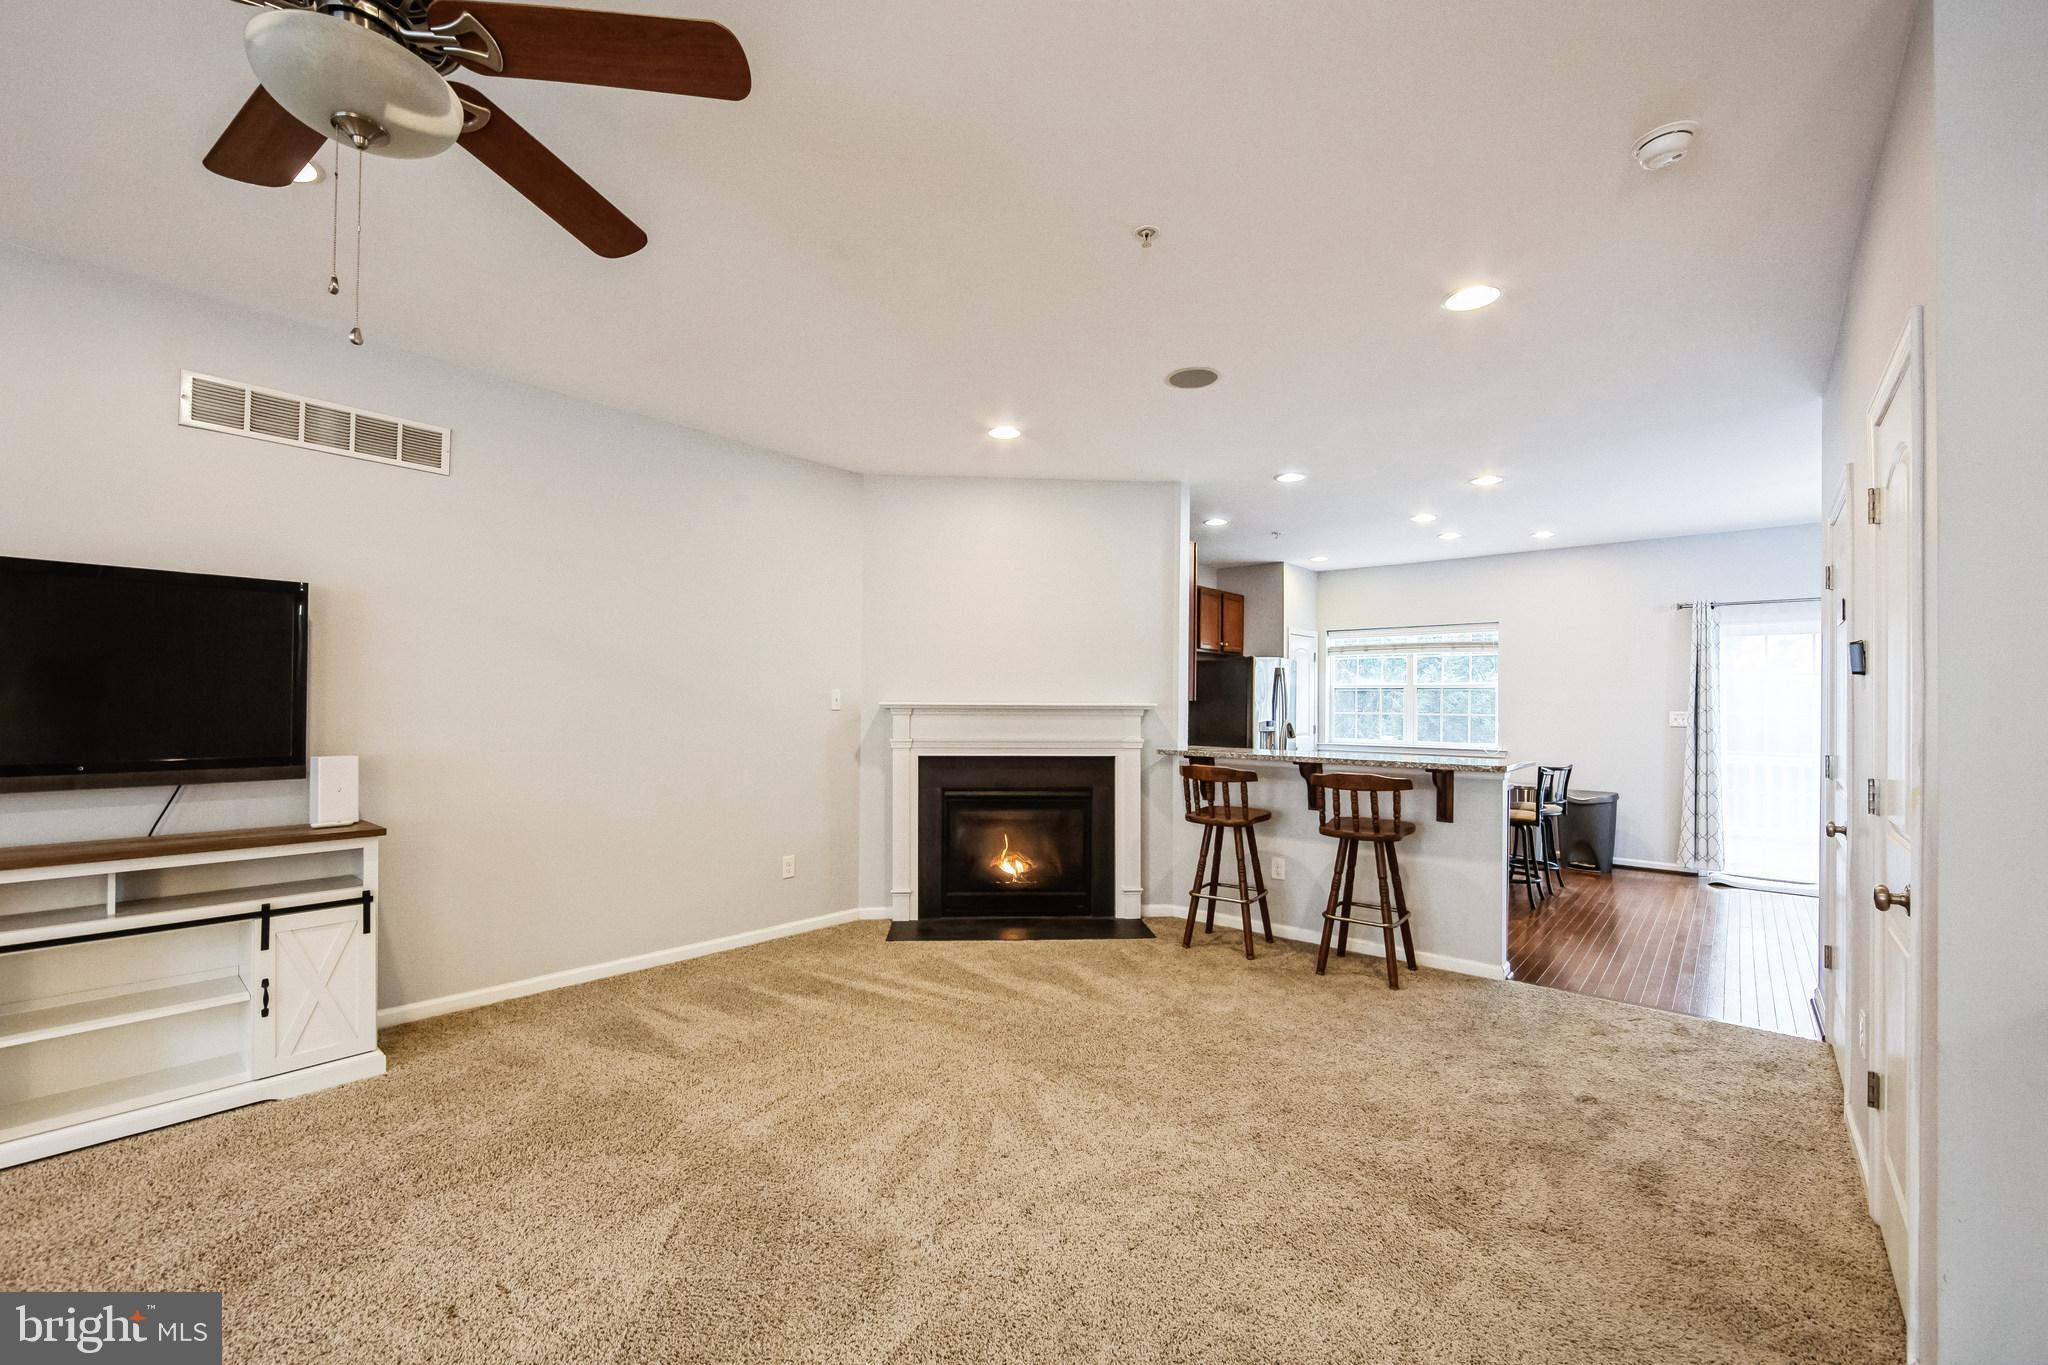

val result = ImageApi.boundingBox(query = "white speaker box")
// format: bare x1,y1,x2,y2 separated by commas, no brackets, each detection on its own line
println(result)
308,756,360,828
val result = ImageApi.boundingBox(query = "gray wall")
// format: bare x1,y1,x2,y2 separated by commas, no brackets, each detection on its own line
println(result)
0,247,865,1012
1927,0,2047,1353
1315,526,1821,865
1820,3,1932,1338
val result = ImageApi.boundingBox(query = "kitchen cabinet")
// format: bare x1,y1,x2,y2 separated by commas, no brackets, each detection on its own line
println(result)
1220,592,1245,655
1194,588,1246,655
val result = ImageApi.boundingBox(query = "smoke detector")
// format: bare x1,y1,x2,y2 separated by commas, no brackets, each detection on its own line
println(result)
1634,121,1698,171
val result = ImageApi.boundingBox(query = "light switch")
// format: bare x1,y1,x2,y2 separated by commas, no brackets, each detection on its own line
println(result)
830,689,843,711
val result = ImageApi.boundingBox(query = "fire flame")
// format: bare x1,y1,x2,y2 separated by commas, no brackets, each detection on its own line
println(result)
992,833,1034,882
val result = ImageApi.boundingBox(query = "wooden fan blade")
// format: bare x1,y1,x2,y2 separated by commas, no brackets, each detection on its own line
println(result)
203,87,327,187
451,84,648,258
428,2,750,99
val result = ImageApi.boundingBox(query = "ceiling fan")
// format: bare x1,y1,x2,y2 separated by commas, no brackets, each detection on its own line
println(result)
205,1,751,259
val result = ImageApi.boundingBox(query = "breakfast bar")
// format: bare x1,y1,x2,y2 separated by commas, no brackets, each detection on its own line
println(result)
1159,745,1531,979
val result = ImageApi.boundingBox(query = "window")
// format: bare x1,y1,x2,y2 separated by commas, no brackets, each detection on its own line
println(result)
1325,626,1500,749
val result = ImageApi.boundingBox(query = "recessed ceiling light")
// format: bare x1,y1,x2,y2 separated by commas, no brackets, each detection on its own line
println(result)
1438,531,1463,541
987,425,1022,440
1409,512,1438,524
1274,472,1308,484
1442,285,1503,312
1308,555,1328,563
1531,529,1556,540
1469,474,1504,488
294,162,324,185
1167,367,1219,389
1203,516,1229,527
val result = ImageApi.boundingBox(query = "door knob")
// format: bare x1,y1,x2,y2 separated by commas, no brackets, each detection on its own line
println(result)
1872,883,1911,913
1826,822,1848,838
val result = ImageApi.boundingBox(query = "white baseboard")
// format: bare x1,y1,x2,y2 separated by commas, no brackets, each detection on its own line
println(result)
1614,857,1693,875
854,906,896,921
376,909,862,1027
1142,906,1504,980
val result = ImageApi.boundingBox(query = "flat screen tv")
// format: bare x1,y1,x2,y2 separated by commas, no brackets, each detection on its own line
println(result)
0,556,308,791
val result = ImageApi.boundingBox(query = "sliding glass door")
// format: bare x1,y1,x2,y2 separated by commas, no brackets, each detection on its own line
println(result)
1715,600,1823,886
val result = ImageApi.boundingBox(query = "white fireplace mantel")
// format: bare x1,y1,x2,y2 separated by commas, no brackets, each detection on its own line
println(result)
886,703,1153,920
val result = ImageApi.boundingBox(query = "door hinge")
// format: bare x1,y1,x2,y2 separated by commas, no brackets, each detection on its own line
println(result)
1823,753,1836,779
1866,1070,1882,1109
1824,564,1835,591
1823,944,1836,970
1866,488,1882,524
1866,778,1881,816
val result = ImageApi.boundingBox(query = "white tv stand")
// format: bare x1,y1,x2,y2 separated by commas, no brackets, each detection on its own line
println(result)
0,821,386,1168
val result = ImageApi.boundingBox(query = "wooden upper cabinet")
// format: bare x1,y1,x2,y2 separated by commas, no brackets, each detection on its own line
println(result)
1219,592,1245,655
1196,587,1223,652
1194,587,1245,655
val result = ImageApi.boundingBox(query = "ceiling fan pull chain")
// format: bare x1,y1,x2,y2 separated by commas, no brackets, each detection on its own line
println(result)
327,145,341,297
349,145,366,347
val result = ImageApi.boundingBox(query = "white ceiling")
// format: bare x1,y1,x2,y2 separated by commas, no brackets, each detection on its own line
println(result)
0,0,1913,568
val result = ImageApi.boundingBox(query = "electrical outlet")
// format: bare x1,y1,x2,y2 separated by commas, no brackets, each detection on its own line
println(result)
781,854,796,879
1668,711,1689,728
830,689,843,711
1272,856,1287,881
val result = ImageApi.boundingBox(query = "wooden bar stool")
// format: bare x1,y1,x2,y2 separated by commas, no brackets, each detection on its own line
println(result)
1509,784,1546,912
1536,764,1572,893
1310,772,1420,988
1179,763,1275,959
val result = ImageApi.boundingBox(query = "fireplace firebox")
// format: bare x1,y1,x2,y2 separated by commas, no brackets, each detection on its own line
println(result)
917,756,1116,918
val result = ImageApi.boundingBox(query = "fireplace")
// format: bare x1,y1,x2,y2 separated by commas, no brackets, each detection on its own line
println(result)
918,755,1116,918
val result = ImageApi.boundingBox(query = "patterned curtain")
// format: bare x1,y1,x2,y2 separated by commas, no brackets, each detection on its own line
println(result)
1678,601,1725,873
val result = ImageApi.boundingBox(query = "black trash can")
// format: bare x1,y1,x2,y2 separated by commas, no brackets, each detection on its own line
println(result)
1559,790,1619,873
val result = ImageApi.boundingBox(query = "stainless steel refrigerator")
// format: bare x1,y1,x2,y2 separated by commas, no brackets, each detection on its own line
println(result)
1189,655,1295,750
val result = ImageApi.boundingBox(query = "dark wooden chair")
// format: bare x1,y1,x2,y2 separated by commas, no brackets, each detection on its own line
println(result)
1179,763,1275,959
1536,764,1573,893
1509,783,1546,911
1309,771,1420,988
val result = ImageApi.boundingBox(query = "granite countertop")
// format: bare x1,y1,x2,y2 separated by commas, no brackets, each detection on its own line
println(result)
1162,745,1524,775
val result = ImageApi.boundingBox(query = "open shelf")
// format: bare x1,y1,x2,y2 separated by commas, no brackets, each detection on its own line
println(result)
0,1053,251,1144
0,971,250,1051
0,821,385,874
0,875,364,951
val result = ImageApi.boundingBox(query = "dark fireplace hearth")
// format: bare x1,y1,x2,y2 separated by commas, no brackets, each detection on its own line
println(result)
918,755,1116,918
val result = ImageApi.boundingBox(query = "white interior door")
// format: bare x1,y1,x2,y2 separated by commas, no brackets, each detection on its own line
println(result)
1288,630,1317,748
1865,313,1924,1315
1822,491,1852,1038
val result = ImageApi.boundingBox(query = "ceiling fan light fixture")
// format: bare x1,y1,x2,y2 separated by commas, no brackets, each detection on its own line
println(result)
244,10,463,160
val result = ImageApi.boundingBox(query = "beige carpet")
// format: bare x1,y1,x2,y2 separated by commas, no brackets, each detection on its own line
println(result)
0,921,1902,1364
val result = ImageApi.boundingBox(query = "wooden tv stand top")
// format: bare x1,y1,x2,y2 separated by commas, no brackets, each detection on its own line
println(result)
0,821,386,874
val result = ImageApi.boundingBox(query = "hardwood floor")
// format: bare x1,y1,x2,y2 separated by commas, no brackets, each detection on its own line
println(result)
1507,867,1822,1040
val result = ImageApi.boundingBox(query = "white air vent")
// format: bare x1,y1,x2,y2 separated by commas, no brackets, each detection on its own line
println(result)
179,371,451,476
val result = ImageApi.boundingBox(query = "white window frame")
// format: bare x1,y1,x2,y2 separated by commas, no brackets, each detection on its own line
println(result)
1322,624,1502,751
